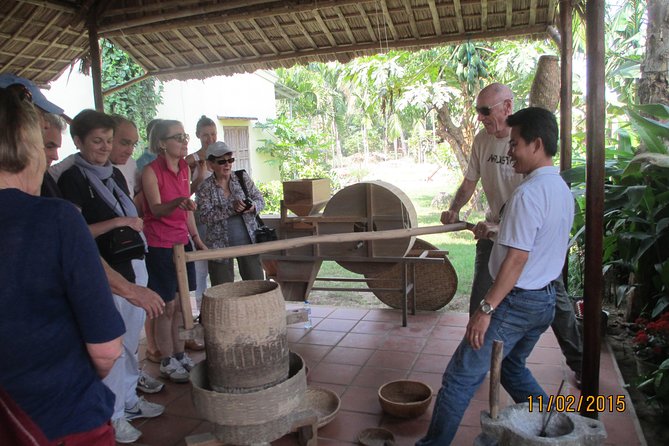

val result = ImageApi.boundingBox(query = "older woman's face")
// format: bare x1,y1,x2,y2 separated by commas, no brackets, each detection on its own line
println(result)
77,128,114,166
163,124,189,158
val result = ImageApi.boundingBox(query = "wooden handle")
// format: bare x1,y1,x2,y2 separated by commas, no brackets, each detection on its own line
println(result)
174,243,193,331
181,223,468,263
490,340,504,420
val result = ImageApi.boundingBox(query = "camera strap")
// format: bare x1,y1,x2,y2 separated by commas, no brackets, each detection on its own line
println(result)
234,170,266,227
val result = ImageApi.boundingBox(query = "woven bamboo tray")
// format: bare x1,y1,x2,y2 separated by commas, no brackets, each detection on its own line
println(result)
296,387,341,429
365,238,457,311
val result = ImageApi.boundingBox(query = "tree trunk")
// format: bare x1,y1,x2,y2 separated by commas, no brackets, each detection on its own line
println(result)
434,103,475,173
638,0,669,105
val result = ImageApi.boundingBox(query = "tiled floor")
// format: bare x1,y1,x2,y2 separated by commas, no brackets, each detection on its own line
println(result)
130,305,646,446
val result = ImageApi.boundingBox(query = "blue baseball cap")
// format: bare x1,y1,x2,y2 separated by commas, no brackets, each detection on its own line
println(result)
0,73,64,115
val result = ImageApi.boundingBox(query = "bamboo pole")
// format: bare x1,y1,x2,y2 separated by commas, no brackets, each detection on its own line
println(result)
174,243,193,331
181,223,468,263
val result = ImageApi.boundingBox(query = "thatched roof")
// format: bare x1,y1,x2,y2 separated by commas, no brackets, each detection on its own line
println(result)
1,0,558,86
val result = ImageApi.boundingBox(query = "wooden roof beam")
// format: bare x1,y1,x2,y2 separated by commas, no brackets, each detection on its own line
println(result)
269,16,298,51
207,25,244,59
548,0,558,23
356,4,378,42
334,7,357,44
100,0,277,34
6,10,63,75
481,0,488,31
155,33,193,67
313,10,337,47
188,27,226,62
135,34,177,69
250,19,280,54
21,0,78,13
0,33,75,51
402,0,421,39
173,29,211,64
380,0,399,40
427,0,442,36
228,22,262,57
506,0,513,29
148,24,548,79
100,0,374,37
530,0,538,25
116,35,162,72
290,13,318,49
453,0,466,34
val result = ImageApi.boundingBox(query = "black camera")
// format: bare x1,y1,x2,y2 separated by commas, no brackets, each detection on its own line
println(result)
242,198,253,210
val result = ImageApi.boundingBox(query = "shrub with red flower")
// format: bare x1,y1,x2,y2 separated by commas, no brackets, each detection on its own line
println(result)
633,312,669,364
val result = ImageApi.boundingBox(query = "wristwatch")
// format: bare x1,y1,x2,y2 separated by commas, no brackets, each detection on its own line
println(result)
478,299,494,315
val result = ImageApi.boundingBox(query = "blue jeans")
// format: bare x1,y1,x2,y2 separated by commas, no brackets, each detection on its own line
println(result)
416,285,556,446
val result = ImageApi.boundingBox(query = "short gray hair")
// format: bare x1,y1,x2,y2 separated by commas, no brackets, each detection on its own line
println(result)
43,113,66,132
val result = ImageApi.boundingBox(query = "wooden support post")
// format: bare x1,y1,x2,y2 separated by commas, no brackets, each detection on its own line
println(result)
490,340,503,420
174,243,194,331
87,12,104,112
582,0,606,417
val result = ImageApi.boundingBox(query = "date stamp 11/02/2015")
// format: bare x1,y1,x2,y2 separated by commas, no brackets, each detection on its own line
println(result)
527,395,626,413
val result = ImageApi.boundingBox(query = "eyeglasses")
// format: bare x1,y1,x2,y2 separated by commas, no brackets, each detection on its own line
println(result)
212,157,235,165
164,133,190,143
475,100,505,116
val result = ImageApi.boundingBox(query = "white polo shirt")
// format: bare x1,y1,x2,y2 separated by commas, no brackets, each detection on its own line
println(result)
489,166,574,290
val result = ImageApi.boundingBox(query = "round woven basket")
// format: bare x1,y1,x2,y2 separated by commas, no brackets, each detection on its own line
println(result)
378,379,432,419
296,387,341,428
201,280,289,393
365,239,457,311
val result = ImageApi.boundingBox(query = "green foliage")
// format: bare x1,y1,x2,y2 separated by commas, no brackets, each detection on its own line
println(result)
255,116,338,188
564,105,669,316
257,180,283,214
100,39,163,150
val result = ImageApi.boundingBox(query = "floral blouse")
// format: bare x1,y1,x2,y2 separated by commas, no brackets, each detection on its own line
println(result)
195,170,265,250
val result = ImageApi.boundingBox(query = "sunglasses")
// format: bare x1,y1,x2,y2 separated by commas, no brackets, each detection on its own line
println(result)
212,157,235,165
164,133,190,143
475,100,505,116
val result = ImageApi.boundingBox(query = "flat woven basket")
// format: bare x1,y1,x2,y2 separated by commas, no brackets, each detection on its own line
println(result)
365,238,457,311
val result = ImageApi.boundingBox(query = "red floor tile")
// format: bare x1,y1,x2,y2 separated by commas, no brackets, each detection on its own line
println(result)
329,307,369,320
366,350,418,370
310,362,361,385
132,305,643,446
378,335,427,352
322,346,375,366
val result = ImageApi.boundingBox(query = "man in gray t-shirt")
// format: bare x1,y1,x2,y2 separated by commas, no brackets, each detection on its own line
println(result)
441,83,583,381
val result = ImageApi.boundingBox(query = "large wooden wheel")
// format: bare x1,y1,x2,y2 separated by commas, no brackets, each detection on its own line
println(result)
365,238,458,311
318,181,417,275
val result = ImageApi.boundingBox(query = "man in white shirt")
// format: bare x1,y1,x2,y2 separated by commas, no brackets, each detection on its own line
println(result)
441,83,582,382
417,107,574,445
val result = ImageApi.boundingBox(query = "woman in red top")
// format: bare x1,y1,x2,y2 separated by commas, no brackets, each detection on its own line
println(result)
141,119,207,383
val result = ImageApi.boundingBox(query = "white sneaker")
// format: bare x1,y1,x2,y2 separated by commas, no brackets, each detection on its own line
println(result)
178,352,195,372
125,396,165,420
160,357,189,383
112,418,141,444
136,370,164,394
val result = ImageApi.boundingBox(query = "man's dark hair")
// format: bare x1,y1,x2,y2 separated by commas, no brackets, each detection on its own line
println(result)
506,107,558,156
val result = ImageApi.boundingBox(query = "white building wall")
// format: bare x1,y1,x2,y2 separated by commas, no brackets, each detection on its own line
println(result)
43,65,280,182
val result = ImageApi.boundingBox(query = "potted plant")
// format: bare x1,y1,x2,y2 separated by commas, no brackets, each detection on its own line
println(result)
632,312,669,375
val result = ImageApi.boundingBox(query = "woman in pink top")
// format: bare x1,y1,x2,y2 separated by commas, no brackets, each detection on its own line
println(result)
142,119,207,383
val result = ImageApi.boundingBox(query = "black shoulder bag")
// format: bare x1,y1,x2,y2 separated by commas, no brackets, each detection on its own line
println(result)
94,173,146,263
234,170,277,243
